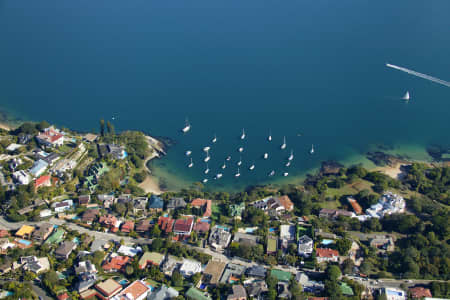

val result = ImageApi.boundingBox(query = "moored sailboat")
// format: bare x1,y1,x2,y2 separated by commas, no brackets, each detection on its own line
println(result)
182,118,191,133
281,136,287,150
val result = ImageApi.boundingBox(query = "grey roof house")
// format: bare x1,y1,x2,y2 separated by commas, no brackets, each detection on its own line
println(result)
55,241,77,259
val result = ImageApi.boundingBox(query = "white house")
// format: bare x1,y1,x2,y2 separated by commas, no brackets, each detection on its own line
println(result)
382,288,406,300
36,127,64,148
297,235,313,257
179,259,202,278
52,199,74,213
39,209,53,218
12,170,31,185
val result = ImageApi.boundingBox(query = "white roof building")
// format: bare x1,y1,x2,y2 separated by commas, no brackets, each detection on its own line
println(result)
179,259,202,278
383,288,406,300
117,245,142,257
12,170,31,185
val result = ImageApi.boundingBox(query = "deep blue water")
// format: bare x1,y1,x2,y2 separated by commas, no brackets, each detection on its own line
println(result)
1,0,449,190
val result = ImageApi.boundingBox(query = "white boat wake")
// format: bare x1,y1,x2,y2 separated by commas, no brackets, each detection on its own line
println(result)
386,63,450,88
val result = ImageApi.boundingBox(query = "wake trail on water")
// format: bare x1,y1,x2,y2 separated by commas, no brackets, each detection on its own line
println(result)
386,63,450,88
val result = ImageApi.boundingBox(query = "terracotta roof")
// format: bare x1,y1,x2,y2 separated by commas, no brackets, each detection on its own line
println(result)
173,218,194,233
0,230,10,238
348,197,363,215
277,195,294,211
57,293,70,300
316,248,339,258
158,217,174,234
135,220,152,232
35,175,51,188
121,221,134,233
99,215,117,227
191,198,212,217
115,280,150,300
102,256,130,272
194,221,210,233
409,287,432,298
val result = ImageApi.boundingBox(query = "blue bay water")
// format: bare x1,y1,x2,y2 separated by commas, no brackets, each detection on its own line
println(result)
0,0,449,191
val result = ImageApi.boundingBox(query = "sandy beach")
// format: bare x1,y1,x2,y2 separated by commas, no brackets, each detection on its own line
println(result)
0,122,11,131
138,174,163,195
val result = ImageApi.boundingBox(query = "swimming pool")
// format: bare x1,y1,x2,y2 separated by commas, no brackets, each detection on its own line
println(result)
119,279,129,286
18,239,32,246
245,228,256,233
321,239,334,245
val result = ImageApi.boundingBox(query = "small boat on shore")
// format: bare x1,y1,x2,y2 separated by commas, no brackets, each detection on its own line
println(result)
235,168,241,177
268,170,275,177
185,150,192,156
281,136,286,150
182,118,191,133
288,149,294,161
188,158,194,168
212,134,217,143
249,164,255,171
241,128,246,140
310,144,315,154
263,153,269,159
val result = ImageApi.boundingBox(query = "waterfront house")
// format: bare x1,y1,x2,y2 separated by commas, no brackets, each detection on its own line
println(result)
229,202,245,218
319,208,354,219
166,197,187,211
36,127,64,148
251,195,294,214
148,195,164,213
191,198,212,218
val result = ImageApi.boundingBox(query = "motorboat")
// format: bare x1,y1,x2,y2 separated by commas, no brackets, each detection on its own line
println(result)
263,153,269,159
185,150,192,156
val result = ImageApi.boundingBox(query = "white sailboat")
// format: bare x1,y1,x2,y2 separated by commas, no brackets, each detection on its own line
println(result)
249,164,255,171
268,129,272,142
204,163,210,174
310,144,315,155
212,134,217,143
202,178,208,183
268,170,275,177
226,156,232,161
286,161,291,167
185,150,192,156
237,157,242,166
215,173,223,179
222,161,227,169
203,146,210,152
288,149,294,161
241,128,246,140
182,118,191,133
283,172,289,177
263,153,269,159
403,91,410,101
280,136,287,150
235,168,241,177
238,147,244,153
204,149,210,162
188,158,194,168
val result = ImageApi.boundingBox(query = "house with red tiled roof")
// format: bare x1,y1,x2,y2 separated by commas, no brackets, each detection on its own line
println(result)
57,292,70,300
316,248,339,263
191,198,212,218
102,256,130,273
158,217,174,234
194,221,210,235
173,218,194,235
277,195,294,211
99,215,120,232
36,127,65,148
0,230,10,238
409,287,432,298
34,175,52,190
121,221,134,233
347,197,363,215
112,280,150,300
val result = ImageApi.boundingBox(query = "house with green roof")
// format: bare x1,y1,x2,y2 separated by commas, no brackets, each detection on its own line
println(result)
229,203,245,218
138,252,165,269
44,228,65,244
270,269,292,282
339,282,354,296
186,287,211,300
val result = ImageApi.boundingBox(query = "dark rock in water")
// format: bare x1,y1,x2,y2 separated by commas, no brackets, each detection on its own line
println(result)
366,151,397,167
320,160,344,176
426,145,450,161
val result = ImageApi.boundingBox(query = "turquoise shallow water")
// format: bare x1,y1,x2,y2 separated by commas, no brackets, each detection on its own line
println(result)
0,0,449,191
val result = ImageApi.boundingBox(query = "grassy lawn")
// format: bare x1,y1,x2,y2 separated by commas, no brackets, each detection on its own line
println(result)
211,203,226,222
325,179,374,199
